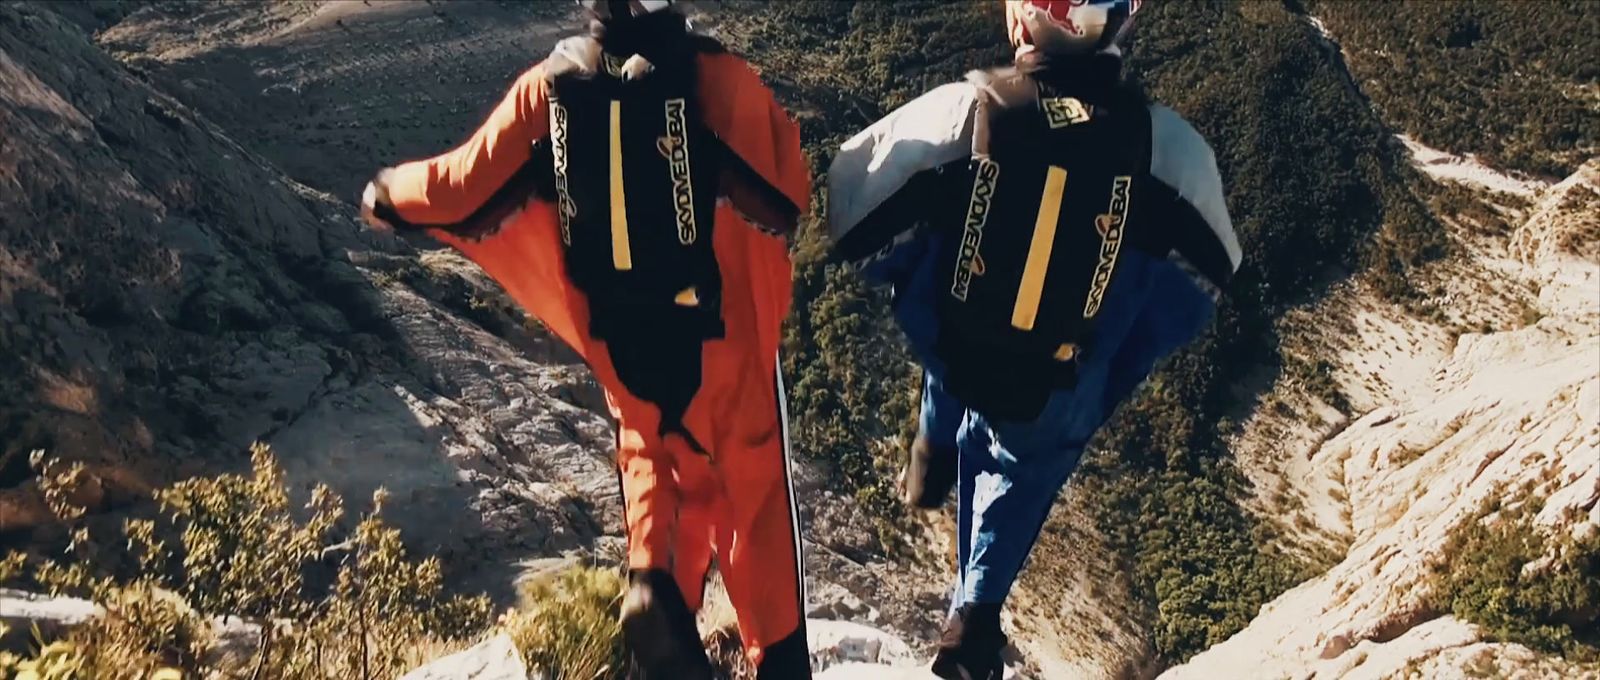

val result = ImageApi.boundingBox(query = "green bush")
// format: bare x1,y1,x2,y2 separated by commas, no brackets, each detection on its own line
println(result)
1431,491,1600,661
0,585,202,680
3,445,493,679
2,446,752,678
502,567,630,680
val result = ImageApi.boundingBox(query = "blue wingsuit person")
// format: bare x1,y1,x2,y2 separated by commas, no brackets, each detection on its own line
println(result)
823,2,1242,678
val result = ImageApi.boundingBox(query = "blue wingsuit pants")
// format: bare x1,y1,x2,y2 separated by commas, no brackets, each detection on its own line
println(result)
871,234,1217,612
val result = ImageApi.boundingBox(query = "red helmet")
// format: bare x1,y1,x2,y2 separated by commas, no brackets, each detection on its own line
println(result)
1005,0,1142,57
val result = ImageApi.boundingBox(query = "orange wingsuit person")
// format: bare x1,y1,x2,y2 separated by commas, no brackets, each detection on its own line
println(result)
358,1,811,677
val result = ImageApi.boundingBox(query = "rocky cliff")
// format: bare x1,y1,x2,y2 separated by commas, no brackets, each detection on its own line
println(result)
1165,160,1600,679
0,0,618,599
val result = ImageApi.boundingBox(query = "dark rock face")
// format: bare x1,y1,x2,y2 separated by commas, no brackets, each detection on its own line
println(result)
0,3,615,600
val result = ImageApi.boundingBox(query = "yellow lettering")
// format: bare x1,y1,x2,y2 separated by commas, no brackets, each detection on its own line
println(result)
951,158,1001,301
1083,176,1132,318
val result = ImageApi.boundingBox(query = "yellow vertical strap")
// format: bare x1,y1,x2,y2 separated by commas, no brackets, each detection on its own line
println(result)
609,100,633,271
1012,166,1068,330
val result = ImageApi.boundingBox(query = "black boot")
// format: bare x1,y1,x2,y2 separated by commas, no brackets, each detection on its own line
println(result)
902,433,959,509
755,627,812,679
621,569,713,680
930,604,1006,680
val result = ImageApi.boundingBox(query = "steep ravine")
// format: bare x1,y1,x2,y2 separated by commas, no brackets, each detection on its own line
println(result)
1169,159,1600,679
1155,10,1600,677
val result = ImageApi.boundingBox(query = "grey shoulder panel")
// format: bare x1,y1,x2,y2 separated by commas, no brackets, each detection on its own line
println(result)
1148,104,1242,272
826,82,980,245
963,67,1038,157
547,36,603,79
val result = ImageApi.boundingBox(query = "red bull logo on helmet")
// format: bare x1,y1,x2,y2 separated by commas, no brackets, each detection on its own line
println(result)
1006,0,1140,55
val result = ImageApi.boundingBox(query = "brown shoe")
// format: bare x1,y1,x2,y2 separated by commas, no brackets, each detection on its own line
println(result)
621,569,713,680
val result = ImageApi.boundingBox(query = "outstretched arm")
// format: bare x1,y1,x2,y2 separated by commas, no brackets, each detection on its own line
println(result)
363,63,553,235
825,82,979,267
696,52,811,236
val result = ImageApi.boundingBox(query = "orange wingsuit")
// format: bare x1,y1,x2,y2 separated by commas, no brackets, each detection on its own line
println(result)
377,51,810,665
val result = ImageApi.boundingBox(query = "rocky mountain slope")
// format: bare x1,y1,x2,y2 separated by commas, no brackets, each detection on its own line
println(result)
0,0,619,600
1167,157,1599,679
1157,11,1600,676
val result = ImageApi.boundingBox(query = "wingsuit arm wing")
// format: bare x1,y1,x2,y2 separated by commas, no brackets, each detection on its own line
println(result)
824,82,980,265
696,52,811,235
368,63,553,236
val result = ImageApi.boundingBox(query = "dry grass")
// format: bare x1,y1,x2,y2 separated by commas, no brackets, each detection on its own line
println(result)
696,574,739,639
502,566,628,680
499,566,761,679
697,574,754,680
